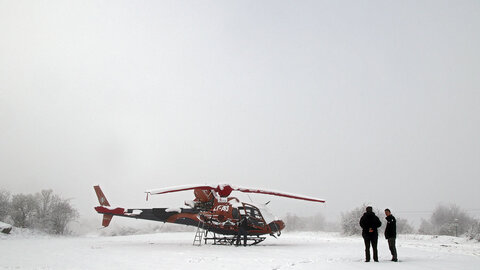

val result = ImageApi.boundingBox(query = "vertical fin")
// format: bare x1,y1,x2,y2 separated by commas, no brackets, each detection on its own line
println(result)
94,185,111,206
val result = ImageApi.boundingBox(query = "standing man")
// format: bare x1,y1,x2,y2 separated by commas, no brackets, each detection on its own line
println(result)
236,216,249,246
384,208,398,262
359,206,382,262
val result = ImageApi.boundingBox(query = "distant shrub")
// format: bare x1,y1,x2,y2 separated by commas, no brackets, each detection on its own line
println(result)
418,204,475,236
284,213,304,231
397,218,414,234
10,193,38,228
341,205,363,236
341,205,414,236
283,212,326,231
341,204,383,236
418,219,435,235
0,190,11,222
3,189,78,234
466,221,480,241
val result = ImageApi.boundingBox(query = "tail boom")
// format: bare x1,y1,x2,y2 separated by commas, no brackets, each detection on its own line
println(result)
93,186,203,230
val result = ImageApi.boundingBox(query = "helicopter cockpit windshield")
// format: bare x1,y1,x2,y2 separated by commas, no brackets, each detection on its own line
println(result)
238,203,266,227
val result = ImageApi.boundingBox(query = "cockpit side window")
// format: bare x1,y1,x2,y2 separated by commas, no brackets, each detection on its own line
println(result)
232,208,240,219
239,204,266,227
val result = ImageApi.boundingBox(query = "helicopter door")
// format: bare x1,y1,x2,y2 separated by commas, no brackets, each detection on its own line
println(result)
238,203,266,228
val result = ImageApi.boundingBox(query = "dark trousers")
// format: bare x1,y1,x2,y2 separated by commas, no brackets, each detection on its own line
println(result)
363,234,378,261
387,237,397,260
236,228,247,246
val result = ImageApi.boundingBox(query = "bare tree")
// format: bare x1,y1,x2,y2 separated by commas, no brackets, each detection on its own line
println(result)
418,204,475,236
6,189,78,234
466,220,480,241
341,204,367,236
36,190,54,219
283,212,326,231
341,205,385,236
284,213,304,231
431,204,474,236
34,189,55,232
34,190,79,234
418,219,435,235
10,194,38,228
309,212,326,231
0,190,11,222
49,197,78,234
396,218,414,234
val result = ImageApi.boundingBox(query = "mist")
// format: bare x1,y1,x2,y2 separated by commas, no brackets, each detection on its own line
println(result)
1,1,479,229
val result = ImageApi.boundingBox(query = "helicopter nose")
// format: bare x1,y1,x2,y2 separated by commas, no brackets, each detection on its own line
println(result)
269,220,285,232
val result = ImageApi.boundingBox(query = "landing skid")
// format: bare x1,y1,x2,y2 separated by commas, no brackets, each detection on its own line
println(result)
203,231,266,246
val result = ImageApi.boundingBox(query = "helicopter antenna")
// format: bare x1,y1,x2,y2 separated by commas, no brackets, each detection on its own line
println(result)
247,194,253,202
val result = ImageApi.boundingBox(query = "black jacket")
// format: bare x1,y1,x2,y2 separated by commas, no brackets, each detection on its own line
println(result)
239,217,249,230
384,215,397,239
359,212,381,237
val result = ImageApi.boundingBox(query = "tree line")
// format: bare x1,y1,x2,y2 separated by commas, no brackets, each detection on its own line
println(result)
340,203,480,241
0,189,78,235
283,203,480,242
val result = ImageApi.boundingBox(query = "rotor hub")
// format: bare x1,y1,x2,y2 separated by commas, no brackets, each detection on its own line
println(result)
216,184,233,197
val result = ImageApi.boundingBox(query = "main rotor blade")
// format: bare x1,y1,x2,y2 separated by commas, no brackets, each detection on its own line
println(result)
233,186,325,203
146,183,325,203
146,184,216,195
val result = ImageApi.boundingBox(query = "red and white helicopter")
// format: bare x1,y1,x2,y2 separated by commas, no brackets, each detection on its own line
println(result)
94,184,325,245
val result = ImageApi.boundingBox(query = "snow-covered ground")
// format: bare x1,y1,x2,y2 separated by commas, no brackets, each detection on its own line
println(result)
1,231,479,269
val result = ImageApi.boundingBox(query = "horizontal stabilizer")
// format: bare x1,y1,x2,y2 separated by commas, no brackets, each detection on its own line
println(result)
102,214,113,227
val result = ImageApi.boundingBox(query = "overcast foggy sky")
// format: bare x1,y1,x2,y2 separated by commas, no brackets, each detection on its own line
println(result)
1,1,479,224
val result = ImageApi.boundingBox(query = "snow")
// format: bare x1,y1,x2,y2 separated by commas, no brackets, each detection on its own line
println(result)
1,231,479,269
0,221,12,230
124,209,143,216
165,208,181,213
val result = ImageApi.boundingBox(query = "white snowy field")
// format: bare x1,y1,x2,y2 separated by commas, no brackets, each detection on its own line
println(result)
1,231,479,270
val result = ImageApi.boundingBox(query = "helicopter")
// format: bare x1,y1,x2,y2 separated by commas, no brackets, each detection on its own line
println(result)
94,184,325,246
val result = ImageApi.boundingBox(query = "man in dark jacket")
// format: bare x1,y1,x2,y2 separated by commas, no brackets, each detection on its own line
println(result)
384,208,398,262
359,206,382,262
236,216,249,246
